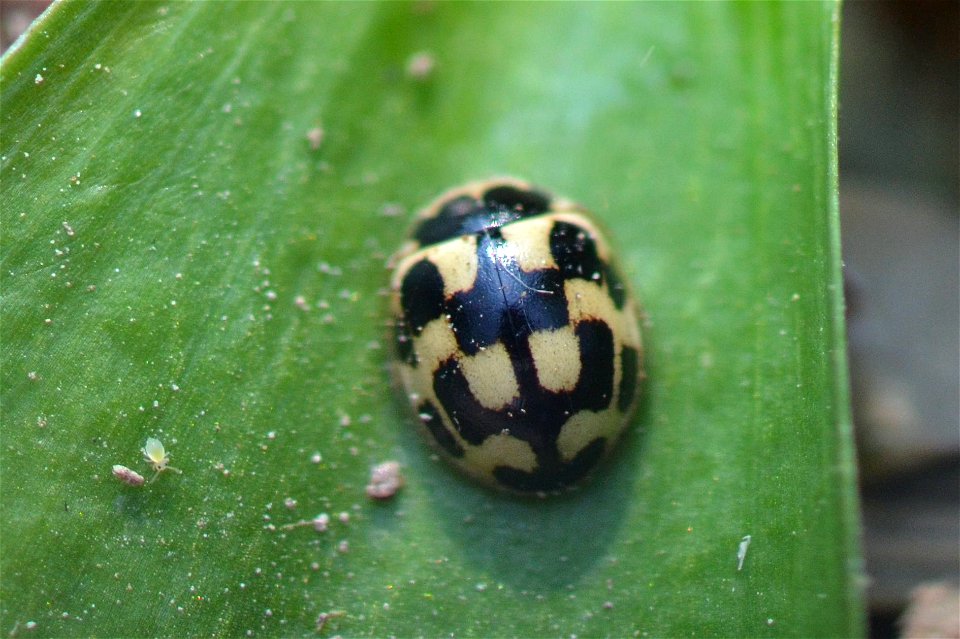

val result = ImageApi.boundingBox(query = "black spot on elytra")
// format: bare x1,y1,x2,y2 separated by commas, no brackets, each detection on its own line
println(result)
400,259,445,339
618,346,639,412
414,196,480,247
482,185,551,215
413,184,551,248
550,221,604,282
447,228,568,357
432,314,615,492
550,220,629,309
417,399,464,457
493,437,607,492
570,320,615,412
433,357,519,447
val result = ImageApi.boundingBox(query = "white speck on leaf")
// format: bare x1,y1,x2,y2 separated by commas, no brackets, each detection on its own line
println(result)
306,127,324,151
737,534,752,571
406,51,436,80
313,513,330,532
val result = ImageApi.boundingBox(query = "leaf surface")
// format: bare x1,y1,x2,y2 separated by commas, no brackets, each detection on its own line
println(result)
1,2,862,636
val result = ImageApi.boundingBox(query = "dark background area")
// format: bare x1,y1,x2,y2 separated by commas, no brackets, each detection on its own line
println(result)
3,1,958,636
840,2,959,637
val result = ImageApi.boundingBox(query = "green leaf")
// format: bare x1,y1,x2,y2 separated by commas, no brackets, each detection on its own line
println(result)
1,2,863,637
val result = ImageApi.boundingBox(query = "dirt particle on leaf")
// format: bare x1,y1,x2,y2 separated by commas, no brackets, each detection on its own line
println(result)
380,202,405,218
315,610,345,633
317,262,342,276
306,127,325,151
112,464,145,487
366,461,403,500
406,51,436,80
313,513,330,532
283,512,330,533
8,620,38,637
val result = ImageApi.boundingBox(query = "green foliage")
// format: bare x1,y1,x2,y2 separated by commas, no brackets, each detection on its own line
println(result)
1,2,862,636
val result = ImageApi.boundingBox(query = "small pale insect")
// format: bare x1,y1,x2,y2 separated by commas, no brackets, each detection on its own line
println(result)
143,437,182,481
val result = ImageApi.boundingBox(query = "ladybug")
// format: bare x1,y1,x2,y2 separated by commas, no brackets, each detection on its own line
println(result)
390,178,643,493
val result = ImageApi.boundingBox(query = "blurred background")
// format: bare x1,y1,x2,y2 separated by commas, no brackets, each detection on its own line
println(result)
3,1,958,636
840,2,959,637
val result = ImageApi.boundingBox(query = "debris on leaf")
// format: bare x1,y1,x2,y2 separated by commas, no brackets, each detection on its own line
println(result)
365,460,403,500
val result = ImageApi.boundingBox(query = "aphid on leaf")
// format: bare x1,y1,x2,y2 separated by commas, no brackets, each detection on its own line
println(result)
143,437,182,481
